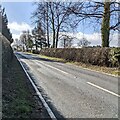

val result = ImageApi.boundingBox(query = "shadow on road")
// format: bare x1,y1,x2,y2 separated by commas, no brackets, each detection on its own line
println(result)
16,53,65,119
17,52,66,64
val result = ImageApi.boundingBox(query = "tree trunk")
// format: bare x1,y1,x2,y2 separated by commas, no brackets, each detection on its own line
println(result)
101,1,110,47
35,40,38,50
55,32,59,48
64,39,66,48
50,3,56,48
55,24,60,48
46,2,50,48
52,25,56,48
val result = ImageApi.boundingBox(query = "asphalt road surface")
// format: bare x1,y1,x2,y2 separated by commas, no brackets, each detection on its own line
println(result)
16,52,119,118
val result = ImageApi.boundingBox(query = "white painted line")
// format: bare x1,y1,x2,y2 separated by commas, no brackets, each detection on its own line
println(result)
35,60,69,75
15,55,57,120
87,82,120,98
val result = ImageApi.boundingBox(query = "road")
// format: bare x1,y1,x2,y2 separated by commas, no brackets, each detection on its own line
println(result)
16,52,119,118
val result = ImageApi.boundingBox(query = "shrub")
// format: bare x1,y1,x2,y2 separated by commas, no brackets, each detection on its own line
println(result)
40,47,119,67
109,47,120,67
32,50,40,54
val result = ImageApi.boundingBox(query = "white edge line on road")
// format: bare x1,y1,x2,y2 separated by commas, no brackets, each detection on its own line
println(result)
16,55,57,120
87,82,120,98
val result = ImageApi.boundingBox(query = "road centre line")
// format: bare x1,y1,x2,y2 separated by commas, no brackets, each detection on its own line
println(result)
87,82,120,98
33,59,119,98
34,60,70,75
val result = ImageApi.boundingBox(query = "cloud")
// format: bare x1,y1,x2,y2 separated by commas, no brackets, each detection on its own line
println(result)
8,22,33,45
12,34,20,40
8,22,33,33
76,32,119,47
109,33,119,47
11,29,119,47
58,32,119,47
11,33,21,46
58,32,101,46
74,32,101,46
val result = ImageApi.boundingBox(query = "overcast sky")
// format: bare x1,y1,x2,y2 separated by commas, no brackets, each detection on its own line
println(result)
2,2,119,47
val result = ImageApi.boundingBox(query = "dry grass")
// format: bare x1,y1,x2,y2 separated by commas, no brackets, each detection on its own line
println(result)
39,54,119,77
67,62,119,76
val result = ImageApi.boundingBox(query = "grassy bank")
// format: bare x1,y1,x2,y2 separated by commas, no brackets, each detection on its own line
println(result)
2,55,49,119
40,55,119,76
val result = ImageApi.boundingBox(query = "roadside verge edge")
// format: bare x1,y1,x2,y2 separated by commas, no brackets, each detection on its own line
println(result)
15,55,57,120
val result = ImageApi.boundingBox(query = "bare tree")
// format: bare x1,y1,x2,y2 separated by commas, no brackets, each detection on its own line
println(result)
77,37,91,47
20,30,33,51
68,0,120,47
32,2,80,48
32,2,50,48
60,34,74,48
20,31,27,51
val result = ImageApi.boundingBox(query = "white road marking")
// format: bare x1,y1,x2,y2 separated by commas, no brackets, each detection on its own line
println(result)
87,82,120,98
21,53,119,98
16,55,57,120
35,60,69,75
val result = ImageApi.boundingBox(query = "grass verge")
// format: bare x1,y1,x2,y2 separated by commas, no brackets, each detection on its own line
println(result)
2,55,49,118
66,62,119,76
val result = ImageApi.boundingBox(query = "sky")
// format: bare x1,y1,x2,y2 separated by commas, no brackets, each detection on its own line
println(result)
2,2,35,39
1,2,119,47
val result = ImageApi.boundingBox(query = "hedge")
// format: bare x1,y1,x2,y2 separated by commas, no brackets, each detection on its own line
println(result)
40,47,120,67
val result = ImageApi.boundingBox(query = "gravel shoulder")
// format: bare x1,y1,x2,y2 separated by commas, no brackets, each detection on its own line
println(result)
2,55,50,119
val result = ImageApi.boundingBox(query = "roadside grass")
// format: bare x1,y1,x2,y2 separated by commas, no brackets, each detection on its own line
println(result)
44,56,119,76
26,52,119,77
25,52,66,62
2,55,49,118
39,55,66,63
66,61,119,76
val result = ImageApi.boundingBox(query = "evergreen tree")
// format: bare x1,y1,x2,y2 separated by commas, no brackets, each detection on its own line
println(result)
32,22,47,49
0,5,13,43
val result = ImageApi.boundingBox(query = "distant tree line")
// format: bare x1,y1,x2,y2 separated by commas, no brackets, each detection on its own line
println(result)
19,22,47,51
19,30,33,51
0,5,13,44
